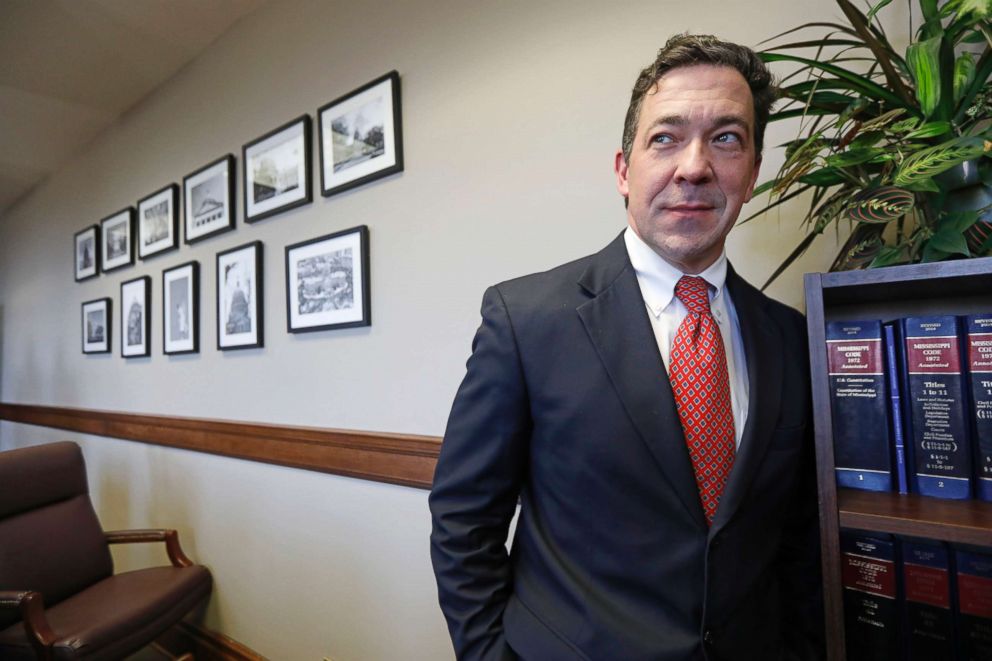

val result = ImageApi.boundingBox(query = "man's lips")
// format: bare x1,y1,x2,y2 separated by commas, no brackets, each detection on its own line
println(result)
665,203,715,211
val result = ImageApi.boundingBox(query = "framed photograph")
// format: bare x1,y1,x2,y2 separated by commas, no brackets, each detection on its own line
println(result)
163,261,199,355
217,241,263,350
120,276,151,358
137,184,179,259
101,208,135,272
285,225,370,333
318,71,403,197
74,225,100,281
183,154,236,244
81,298,111,354
243,116,312,223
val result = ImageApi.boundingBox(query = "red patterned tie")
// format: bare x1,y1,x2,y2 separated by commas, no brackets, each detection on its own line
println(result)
669,275,736,524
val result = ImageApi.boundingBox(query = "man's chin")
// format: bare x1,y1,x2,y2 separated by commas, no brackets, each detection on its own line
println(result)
646,236,722,272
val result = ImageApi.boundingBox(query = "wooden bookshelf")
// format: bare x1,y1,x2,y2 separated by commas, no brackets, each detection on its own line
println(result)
839,489,992,546
804,256,992,661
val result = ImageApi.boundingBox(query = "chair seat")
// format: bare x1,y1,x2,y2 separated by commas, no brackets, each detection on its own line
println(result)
0,565,211,660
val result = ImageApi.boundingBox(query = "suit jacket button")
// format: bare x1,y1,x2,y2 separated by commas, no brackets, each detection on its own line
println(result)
704,630,715,645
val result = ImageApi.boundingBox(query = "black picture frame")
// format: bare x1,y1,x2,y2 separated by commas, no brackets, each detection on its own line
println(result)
318,71,403,197
101,207,136,273
163,261,199,355
216,241,264,350
285,225,370,333
183,154,236,244
81,297,111,354
74,225,100,281
137,183,179,259
120,275,151,358
243,116,312,223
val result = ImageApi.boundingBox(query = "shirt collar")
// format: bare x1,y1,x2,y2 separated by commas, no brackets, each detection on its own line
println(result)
623,226,728,316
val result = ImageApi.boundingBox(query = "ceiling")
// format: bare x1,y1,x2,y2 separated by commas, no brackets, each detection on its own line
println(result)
0,0,267,217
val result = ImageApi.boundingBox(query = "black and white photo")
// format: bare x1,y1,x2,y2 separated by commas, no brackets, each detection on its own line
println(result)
101,208,135,272
120,276,151,358
217,241,263,349
163,261,199,355
319,71,403,197
285,226,369,333
138,184,179,258
81,298,111,353
183,155,236,244
74,225,100,281
243,116,311,223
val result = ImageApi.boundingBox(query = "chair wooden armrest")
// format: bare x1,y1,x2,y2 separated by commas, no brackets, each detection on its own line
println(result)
104,529,194,568
0,590,57,659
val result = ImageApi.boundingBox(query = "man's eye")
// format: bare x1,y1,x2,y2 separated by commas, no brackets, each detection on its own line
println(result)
651,134,674,144
716,133,742,144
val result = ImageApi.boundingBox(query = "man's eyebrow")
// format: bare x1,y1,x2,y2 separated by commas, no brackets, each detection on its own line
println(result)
644,114,751,133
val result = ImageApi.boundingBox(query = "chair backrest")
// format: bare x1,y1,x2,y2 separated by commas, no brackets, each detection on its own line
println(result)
0,442,113,628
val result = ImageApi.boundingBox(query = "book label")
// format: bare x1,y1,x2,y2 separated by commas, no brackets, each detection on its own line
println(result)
967,315,992,501
956,550,992,661
903,316,972,499
903,540,952,660
841,532,899,661
828,321,892,492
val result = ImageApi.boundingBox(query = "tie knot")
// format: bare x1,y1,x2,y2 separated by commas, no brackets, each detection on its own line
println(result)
675,276,711,315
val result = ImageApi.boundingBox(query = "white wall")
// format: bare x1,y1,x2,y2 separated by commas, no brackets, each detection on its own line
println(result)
0,0,908,658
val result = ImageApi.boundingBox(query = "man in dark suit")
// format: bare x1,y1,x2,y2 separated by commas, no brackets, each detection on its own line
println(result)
429,34,824,661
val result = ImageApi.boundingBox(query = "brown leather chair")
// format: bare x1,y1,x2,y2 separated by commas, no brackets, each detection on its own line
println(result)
0,441,212,660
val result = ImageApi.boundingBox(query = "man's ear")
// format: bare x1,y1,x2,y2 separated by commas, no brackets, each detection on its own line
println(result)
614,149,630,198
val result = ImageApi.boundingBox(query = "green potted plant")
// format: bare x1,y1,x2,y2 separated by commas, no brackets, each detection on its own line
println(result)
752,0,992,287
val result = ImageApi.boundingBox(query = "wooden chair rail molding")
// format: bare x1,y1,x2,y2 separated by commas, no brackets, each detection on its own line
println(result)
0,403,441,489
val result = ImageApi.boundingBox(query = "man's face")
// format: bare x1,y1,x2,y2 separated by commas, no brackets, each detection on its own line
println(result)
615,64,761,274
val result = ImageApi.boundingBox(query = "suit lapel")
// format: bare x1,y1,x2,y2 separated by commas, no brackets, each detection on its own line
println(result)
709,268,784,535
576,235,708,531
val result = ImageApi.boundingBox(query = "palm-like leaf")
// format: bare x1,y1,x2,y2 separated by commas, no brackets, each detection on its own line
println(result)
893,136,988,186
754,0,992,287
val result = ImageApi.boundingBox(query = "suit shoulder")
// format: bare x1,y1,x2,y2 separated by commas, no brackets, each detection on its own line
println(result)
489,251,600,309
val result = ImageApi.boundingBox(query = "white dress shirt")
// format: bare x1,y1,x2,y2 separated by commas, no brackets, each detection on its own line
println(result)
623,227,750,448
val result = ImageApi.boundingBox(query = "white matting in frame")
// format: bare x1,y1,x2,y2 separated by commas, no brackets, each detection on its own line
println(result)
319,71,402,197
243,116,311,223
121,276,150,358
81,298,111,354
286,225,369,332
217,241,263,349
163,261,198,355
184,155,235,244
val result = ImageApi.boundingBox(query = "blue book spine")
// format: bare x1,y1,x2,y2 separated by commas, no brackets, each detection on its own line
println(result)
955,548,992,660
827,320,893,491
902,538,954,660
841,530,900,661
901,316,973,499
965,315,992,502
885,322,910,494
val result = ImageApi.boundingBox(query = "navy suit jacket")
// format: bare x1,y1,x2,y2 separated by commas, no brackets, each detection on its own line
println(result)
429,233,824,660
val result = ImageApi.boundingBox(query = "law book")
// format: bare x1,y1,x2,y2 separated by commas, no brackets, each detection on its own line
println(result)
900,316,973,499
902,537,955,660
826,320,893,492
965,314,992,502
841,530,900,660
955,547,992,660
884,321,910,494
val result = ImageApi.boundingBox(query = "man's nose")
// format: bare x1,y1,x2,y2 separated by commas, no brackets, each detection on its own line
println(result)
674,140,713,184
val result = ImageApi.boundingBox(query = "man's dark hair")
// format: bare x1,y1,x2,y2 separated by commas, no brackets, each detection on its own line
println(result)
621,33,777,162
